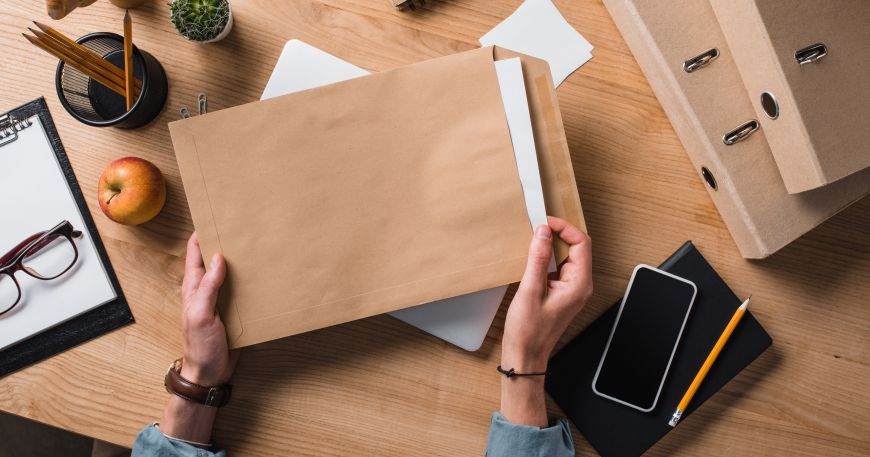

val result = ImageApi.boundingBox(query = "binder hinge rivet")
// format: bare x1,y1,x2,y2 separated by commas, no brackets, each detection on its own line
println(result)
760,92,779,119
701,166,718,191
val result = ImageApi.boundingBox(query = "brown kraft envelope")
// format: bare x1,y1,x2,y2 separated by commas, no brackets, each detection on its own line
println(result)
169,46,584,348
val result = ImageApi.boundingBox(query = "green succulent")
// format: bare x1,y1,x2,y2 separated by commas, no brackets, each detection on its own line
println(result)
169,0,231,42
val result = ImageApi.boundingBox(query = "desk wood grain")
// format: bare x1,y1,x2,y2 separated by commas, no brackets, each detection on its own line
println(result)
1,1,869,455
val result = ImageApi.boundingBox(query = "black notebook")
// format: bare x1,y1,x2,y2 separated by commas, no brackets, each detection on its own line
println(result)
545,241,772,457
0,98,133,377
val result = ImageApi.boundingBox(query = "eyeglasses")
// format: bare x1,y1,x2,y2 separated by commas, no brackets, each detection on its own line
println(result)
0,220,82,316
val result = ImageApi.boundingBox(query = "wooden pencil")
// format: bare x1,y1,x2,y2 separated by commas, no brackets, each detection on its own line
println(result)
668,296,751,427
123,10,134,110
33,21,141,93
28,28,126,88
29,28,128,91
24,33,127,97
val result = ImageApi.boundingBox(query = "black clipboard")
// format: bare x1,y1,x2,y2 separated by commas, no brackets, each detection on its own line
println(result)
0,97,133,377
546,241,772,457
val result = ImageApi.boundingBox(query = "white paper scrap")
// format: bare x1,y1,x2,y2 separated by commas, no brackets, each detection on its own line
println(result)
262,40,370,99
480,0,593,87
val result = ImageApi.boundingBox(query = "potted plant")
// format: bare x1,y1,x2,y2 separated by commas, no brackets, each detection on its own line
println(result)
169,0,233,43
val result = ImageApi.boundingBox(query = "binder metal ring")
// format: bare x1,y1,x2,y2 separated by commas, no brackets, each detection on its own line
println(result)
683,48,719,73
722,120,759,145
794,43,827,65
0,114,33,147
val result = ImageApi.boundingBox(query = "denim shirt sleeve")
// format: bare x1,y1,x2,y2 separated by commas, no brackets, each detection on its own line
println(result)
485,412,574,457
132,423,227,457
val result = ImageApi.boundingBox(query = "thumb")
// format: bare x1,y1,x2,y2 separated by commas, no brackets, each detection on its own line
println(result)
196,253,226,314
517,225,553,298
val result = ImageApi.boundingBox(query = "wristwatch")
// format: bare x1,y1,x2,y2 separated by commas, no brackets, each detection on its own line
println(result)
164,358,232,408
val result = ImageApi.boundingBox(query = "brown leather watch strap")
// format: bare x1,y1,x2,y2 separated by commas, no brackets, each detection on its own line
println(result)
164,359,232,408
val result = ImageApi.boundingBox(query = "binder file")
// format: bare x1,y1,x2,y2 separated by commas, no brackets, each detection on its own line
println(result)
710,0,870,193
0,98,133,377
602,0,870,259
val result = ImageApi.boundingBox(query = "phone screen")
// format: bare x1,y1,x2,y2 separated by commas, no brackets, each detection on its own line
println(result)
593,265,696,411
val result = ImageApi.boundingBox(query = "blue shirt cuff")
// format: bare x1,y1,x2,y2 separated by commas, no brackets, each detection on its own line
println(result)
485,412,574,457
132,423,226,457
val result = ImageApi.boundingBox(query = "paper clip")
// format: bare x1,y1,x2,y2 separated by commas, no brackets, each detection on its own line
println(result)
180,107,192,119
197,93,208,115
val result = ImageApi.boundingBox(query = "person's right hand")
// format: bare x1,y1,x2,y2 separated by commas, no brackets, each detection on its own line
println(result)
160,233,239,446
499,216,592,427
501,216,593,373
179,232,238,387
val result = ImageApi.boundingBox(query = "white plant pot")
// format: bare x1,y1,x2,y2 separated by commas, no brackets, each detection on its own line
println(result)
201,1,233,43
174,0,234,44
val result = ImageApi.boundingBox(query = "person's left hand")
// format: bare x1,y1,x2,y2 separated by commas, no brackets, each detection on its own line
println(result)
179,232,238,386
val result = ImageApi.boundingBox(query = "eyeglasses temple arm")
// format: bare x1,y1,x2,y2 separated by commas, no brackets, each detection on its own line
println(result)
0,228,82,267
0,232,45,266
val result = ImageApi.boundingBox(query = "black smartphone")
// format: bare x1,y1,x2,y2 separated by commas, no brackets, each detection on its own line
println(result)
592,264,697,412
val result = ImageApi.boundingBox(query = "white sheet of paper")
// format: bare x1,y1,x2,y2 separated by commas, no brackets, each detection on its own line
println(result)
262,40,370,100
480,0,593,87
261,40,549,351
0,117,116,350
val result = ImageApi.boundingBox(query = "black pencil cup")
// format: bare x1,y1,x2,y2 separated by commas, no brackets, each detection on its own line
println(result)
55,32,167,129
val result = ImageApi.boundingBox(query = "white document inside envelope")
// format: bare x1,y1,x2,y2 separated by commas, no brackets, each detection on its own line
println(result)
262,40,549,351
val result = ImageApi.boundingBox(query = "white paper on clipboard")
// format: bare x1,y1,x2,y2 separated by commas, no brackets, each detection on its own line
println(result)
0,117,116,350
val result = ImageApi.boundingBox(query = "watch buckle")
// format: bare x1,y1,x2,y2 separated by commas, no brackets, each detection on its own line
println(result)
205,387,219,406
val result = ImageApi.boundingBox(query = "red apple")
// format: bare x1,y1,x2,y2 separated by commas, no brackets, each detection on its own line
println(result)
98,157,166,226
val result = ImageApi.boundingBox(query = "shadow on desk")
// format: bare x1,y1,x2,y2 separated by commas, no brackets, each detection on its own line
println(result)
212,305,507,452
749,195,870,309
0,411,94,457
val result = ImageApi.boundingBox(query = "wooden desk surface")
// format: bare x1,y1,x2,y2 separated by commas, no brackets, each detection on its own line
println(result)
1,1,869,455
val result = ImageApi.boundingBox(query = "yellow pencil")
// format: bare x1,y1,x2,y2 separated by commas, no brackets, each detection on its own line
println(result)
123,10,134,111
669,296,751,427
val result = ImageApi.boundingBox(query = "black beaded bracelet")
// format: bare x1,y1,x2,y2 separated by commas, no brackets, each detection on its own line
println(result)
497,365,547,378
